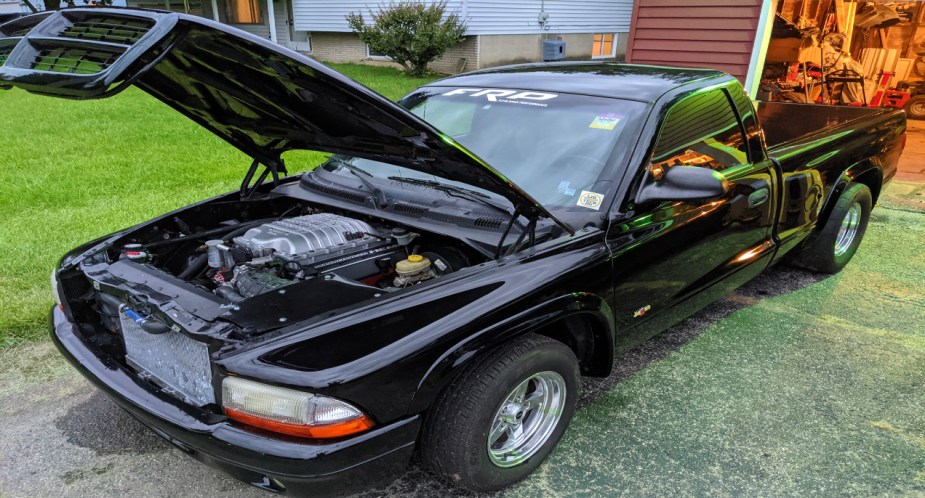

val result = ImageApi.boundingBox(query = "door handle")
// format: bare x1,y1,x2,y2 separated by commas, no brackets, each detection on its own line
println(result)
748,188,769,208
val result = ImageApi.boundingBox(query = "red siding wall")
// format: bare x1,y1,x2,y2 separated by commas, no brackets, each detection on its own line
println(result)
626,0,763,82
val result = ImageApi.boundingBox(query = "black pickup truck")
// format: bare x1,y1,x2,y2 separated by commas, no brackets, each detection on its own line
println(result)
2,9,905,497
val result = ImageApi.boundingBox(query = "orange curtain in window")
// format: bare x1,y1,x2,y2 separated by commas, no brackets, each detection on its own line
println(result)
227,0,261,24
593,34,614,57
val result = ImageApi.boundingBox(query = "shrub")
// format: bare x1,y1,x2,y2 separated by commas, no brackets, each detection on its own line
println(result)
346,1,467,77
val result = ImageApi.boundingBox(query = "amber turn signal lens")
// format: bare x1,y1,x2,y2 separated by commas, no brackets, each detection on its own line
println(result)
225,408,374,439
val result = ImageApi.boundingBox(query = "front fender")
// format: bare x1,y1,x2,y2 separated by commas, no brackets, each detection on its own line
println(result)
407,293,615,415
218,233,614,423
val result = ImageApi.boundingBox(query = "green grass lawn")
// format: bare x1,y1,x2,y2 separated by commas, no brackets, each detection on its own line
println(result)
0,63,437,348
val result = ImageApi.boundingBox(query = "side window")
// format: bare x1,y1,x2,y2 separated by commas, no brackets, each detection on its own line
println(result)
650,89,747,173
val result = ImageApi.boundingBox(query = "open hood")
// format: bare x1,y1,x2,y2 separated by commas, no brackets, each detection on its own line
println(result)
0,8,572,233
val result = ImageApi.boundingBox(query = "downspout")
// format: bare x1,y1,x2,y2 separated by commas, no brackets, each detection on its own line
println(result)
266,0,278,43
744,0,778,97
210,0,219,22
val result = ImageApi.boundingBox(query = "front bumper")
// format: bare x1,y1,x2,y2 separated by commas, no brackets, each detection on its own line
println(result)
50,306,419,496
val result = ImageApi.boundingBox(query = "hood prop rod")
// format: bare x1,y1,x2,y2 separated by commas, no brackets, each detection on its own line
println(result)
505,215,538,257
241,158,287,199
495,208,520,259
495,208,539,259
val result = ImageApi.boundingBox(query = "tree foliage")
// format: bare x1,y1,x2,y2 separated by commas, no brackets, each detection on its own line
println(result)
346,1,467,77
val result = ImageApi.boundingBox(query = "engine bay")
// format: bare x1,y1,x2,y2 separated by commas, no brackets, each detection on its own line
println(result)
206,212,464,302
112,202,479,306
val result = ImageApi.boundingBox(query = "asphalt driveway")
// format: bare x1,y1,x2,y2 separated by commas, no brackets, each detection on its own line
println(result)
1,181,924,497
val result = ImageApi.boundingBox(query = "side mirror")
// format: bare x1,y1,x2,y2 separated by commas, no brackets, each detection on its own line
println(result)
636,166,730,204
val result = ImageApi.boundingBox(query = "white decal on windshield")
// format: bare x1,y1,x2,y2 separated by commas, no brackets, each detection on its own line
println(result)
471,89,517,101
577,191,605,210
442,88,559,106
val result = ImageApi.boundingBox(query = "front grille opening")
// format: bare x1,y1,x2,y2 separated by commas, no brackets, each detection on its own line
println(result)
60,16,154,45
32,46,124,74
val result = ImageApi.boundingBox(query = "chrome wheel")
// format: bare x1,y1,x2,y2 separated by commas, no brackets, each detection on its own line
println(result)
487,371,566,468
834,202,862,256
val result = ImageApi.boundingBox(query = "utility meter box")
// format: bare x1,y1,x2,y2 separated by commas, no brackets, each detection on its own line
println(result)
543,40,566,61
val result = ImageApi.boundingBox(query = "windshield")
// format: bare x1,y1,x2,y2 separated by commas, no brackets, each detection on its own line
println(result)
314,88,646,212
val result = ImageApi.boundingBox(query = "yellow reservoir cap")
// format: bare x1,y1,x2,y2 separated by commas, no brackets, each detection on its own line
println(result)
396,255,431,276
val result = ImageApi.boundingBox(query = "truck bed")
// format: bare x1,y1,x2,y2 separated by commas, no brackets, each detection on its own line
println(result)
756,101,894,149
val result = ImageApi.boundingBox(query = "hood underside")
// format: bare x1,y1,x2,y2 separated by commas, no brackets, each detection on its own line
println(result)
0,8,571,231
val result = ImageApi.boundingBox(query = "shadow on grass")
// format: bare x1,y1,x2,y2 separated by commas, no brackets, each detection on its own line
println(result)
577,265,830,409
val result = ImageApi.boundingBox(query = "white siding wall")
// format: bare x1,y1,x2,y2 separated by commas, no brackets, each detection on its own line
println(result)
293,0,631,35
293,0,463,33
465,0,633,34
0,1,23,14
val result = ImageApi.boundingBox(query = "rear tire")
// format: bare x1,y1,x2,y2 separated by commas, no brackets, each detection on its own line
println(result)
789,182,872,274
904,95,925,120
420,333,579,492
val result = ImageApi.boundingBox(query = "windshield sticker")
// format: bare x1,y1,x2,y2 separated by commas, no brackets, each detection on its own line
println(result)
557,181,576,196
441,88,559,107
589,113,622,130
577,191,605,210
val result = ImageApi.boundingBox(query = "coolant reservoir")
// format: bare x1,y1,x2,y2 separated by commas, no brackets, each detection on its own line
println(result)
396,254,431,276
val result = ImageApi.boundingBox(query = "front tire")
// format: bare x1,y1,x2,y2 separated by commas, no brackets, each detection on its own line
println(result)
420,333,579,492
790,182,872,273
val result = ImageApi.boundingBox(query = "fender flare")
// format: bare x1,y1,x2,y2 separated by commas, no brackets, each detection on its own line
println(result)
407,292,615,415
817,159,882,229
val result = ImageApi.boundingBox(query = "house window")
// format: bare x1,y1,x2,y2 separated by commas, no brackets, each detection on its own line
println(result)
592,33,616,59
366,45,391,60
226,0,261,24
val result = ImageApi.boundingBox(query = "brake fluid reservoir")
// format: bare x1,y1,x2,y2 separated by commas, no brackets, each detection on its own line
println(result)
396,254,431,276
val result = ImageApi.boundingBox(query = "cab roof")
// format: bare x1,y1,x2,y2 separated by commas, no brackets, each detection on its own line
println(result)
425,62,732,103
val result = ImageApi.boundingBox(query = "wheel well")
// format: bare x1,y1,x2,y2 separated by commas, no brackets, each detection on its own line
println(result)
532,313,613,377
853,168,883,204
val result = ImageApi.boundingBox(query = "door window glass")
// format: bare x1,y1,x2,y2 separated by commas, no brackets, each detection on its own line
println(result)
650,89,747,172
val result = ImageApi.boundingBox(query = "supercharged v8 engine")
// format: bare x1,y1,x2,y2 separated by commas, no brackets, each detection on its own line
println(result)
199,213,461,302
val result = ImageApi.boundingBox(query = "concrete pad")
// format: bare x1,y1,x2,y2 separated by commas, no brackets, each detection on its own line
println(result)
897,119,925,184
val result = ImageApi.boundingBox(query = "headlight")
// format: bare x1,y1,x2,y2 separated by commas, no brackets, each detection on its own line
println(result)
51,269,63,310
221,376,374,439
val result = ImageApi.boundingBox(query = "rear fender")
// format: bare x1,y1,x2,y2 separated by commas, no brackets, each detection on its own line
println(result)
407,292,614,415
818,160,882,228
